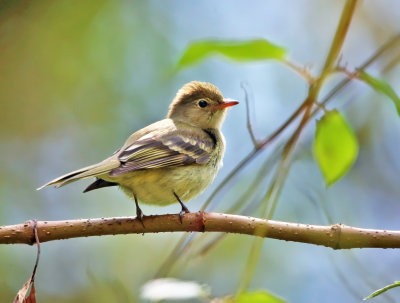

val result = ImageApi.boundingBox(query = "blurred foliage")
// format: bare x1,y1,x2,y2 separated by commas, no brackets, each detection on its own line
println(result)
358,71,400,115
0,0,130,139
213,290,284,303
1,0,400,302
177,39,287,70
235,291,285,303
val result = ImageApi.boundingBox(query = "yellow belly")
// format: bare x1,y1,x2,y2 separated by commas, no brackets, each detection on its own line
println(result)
103,165,218,206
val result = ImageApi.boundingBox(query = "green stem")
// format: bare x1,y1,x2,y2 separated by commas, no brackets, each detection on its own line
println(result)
318,0,358,84
237,0,359,294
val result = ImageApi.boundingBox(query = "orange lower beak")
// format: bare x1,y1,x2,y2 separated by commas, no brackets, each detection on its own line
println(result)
214,98,239,110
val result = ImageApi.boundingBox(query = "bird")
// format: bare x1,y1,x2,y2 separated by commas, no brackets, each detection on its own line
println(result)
37,81,239,224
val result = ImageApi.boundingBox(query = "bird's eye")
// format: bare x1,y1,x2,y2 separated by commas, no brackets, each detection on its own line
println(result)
198,100,208,108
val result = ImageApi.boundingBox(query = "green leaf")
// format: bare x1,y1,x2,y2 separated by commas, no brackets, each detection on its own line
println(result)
177,39,287,70
358,71,400,115
313,110,359,186
364,281,400,300
236,291,285,303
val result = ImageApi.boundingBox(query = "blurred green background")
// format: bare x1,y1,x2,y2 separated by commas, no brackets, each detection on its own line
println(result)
1,0,400,302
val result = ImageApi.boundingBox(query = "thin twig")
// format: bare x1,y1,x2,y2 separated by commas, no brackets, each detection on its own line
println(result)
283,59,315,83
31,220,41,282
241,81,259,148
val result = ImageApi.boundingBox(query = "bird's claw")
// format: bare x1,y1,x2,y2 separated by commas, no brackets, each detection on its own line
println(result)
135,203,145,228
179,205,190,224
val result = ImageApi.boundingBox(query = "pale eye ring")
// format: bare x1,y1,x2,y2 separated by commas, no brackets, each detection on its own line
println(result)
198,100,208,108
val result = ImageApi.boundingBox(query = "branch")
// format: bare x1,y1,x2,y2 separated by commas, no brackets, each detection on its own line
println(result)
1,213,400,249
241,81,259,148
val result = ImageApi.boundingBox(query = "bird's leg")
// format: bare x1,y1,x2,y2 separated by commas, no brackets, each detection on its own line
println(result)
134,194,145,227
173,192,190,223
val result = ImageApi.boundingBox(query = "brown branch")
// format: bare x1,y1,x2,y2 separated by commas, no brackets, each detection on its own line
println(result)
1,213,400,249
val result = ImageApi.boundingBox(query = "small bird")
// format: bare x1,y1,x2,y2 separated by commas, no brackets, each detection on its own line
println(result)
38,81,238,223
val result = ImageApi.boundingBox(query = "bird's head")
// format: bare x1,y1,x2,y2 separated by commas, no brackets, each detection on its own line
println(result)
167,81,238,129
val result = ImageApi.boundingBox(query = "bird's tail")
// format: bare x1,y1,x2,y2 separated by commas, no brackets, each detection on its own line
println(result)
37,159,120,190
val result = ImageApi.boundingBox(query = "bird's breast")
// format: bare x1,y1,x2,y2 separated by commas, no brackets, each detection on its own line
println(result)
111,164,220,206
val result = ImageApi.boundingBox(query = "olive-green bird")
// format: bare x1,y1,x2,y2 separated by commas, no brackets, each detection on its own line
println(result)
38,81,238,223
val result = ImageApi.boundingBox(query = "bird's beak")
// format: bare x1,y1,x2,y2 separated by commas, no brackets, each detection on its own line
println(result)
213,98,239,110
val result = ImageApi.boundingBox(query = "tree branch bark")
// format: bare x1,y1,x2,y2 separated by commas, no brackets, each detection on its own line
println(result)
1,212,400,249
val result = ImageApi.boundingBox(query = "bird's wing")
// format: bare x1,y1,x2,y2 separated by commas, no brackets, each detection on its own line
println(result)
109,130,215,176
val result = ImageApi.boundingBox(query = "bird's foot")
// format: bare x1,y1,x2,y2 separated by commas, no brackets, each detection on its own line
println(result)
174,192,190,224
136,205,145,228
179,206,190,224
134,194,145,228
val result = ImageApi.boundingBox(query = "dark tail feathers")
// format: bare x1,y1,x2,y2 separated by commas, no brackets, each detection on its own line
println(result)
83,179,118,193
